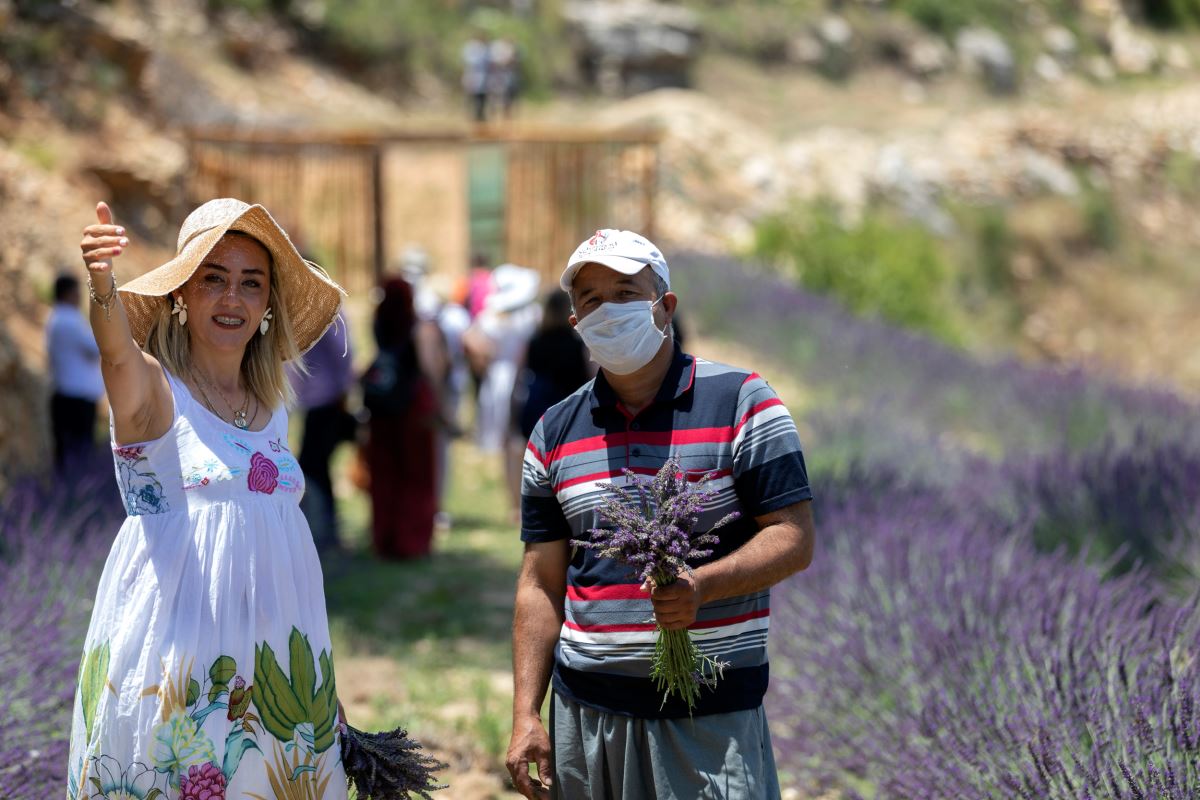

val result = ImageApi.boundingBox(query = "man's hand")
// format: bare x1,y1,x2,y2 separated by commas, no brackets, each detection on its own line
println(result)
647,571,703,630
506,712,553,799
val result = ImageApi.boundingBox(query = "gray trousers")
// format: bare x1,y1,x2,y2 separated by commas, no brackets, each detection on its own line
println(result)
550,693,782,800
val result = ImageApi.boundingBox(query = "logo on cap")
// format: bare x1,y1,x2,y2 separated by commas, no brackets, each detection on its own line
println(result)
586,230,608,247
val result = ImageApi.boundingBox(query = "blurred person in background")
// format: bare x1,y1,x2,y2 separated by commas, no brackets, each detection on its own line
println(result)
465,251,496,320
400,245,472,527
46,273,104,469
506,229,815,800
73,199,351,794
462,30,491,123
289,307,355,553
463,263,541,454
463,251,497,427
507,290,592,521
489,36,521,119
361,277,444,560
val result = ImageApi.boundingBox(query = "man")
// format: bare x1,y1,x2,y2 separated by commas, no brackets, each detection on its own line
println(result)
46,273,104,468
506,229,815,799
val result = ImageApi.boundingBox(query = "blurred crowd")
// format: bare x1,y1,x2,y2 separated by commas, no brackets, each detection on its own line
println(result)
44,248,689,563
289,248,591,559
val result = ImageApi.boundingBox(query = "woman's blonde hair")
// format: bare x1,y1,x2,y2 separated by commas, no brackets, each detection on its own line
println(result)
144,232,303,411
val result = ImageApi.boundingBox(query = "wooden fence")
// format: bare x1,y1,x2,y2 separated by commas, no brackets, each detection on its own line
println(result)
185,127,659,298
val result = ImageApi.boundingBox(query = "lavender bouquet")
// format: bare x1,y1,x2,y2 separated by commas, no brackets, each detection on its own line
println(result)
574,457,741,711
340,724,447,799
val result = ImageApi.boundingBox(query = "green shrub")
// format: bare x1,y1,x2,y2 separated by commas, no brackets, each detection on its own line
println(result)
752,202,962,343
1164,148,1200,196
895,0,1018,38
1079,174,1120,252
1136,0,1200,27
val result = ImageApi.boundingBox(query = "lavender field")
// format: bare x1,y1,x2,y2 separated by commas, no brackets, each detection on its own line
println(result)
675,255,1200,798
0,468,122,798
4,256,1200,798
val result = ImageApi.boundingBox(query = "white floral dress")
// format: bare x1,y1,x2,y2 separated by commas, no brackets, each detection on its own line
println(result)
67,370,347,800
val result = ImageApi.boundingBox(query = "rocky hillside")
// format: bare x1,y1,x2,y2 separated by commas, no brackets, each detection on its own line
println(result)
5,0,1200,483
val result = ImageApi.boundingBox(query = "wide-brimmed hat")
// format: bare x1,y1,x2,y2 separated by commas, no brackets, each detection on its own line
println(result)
485,264,541,313
118,198,346,357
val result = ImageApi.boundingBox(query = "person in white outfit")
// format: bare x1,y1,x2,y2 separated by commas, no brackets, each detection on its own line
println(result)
69,198,350,799
45,273,105,468
465,264,541,454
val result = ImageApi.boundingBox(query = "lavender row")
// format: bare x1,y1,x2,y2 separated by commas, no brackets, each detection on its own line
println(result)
768,471,1200,799
0,467,120,798
672,252,1197,473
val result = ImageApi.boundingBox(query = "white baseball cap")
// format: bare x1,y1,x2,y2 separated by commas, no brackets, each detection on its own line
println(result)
560,229,670,292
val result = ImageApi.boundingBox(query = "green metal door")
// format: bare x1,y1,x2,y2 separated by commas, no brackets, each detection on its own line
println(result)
468,143,506,265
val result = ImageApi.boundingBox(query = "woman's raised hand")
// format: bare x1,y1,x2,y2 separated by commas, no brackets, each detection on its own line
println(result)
80,201,128,281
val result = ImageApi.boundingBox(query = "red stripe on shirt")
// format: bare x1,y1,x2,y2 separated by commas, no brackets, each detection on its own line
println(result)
526,440,548,468
554,467,732,493
547,427,735,467
547,433,627,465
734,398,784,436
567,584,649,601
563,608,769,633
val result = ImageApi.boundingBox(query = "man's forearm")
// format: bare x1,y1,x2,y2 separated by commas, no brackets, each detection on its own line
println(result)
695,506,815,603
511,586,563,720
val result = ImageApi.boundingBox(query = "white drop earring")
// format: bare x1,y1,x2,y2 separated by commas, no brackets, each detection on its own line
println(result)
172,295,188,326
260,307,273,335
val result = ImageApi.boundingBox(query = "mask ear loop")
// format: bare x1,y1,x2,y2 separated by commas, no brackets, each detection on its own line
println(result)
650,294,670,338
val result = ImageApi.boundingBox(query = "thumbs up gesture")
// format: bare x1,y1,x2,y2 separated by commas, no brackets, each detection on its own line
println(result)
80,201,129,279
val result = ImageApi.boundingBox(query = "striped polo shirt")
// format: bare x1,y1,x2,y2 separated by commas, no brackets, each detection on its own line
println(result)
521,343,812,718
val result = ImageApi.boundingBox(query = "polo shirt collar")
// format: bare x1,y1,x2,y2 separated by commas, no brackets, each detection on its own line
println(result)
590,341,696,413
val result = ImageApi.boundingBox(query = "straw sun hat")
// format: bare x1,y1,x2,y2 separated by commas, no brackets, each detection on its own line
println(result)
118,198,345,356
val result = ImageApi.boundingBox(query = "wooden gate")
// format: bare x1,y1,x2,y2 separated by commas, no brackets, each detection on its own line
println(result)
185,126,659,295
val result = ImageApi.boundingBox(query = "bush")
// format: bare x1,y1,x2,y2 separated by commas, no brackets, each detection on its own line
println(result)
896,0,1019,38
674,253,1193,468
770,473,1200,799
1137,0,1200,28
751,203,963,343
1006,436,1200,581
0,469,120,797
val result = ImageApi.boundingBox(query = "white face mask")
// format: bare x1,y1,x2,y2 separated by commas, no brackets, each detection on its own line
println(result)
575,296,668,375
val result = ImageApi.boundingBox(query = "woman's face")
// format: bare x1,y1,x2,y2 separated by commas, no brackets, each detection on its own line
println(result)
178,233,272,357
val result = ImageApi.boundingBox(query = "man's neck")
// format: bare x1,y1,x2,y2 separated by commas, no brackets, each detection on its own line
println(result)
602,339,675,418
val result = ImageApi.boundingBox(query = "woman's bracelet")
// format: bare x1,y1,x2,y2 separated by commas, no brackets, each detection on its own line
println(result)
88,271,118,321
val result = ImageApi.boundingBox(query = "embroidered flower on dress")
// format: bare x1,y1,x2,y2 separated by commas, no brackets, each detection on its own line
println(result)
115,450,170,516
87,754,166,800
180,762,226,800
151,710,217,783
114,446,146,462
247,452,280,495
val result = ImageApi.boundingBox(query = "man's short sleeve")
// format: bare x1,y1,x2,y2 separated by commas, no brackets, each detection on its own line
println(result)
731,373,813,517
520,417,571,543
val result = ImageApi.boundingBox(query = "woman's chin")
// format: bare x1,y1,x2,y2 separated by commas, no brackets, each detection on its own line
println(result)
191,325,254,354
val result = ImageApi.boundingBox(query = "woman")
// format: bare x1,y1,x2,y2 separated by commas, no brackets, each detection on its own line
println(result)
505,290,591,519
69,199,349,799
360,277,440,560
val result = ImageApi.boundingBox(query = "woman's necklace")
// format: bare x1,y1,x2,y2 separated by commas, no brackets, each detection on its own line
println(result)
192,367,251,429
